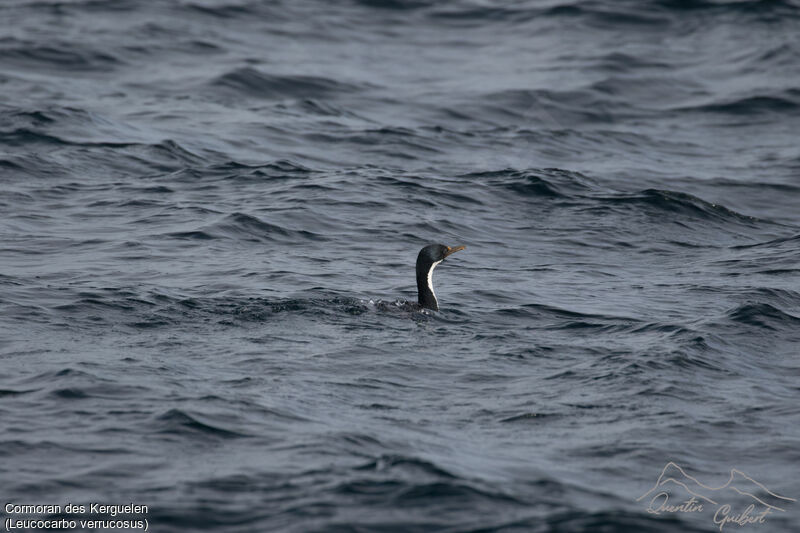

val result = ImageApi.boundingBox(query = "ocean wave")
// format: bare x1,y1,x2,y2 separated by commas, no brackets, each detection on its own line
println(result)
654,0,800,17
429,4,542,23
680,89,800,115
9,0,142,10
458,87,621,125
153,408,248,439
541,510,713,533
210,67,364,100
354,454,456,478
725,302,800,330
165,212,327,244
41,289,383,330
464,168,596,199
0,107,205,171
546,3,672,27
354,0,434,9
597,188,765,225
0,41,121,72
182,1,264,19
716,235,800,275
592,52,673,73
0,127,72,147
730,233,800,250
0,388,36,398
491,302,639,325
211,159,313,179
426,1,683,27
300,128,445,161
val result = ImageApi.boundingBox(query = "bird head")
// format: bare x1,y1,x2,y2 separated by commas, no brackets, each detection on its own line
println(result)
417,244,466,266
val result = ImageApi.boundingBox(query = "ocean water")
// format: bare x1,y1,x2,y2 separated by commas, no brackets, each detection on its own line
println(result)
2,0,799,531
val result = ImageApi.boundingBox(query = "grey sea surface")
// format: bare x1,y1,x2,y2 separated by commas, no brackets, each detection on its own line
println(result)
1,0,799,531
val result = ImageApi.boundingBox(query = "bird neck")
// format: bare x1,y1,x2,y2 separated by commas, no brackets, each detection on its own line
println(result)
416,260,441,311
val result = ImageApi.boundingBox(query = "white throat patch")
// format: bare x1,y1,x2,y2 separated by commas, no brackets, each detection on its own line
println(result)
427,259,443,305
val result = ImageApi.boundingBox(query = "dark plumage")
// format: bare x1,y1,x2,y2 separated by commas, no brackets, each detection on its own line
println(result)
416,244,466,311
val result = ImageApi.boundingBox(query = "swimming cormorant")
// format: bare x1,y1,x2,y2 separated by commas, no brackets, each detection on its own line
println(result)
416,244,466,311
